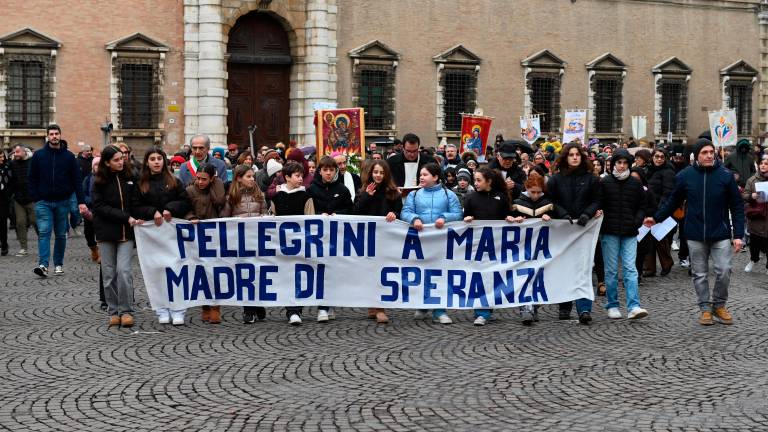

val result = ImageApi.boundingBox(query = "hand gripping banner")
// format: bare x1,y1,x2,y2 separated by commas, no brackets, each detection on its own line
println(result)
135,216,601,310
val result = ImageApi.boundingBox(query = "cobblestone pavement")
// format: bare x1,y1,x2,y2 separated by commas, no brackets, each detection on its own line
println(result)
2,231,768,432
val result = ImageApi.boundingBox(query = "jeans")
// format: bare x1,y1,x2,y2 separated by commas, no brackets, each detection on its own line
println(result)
15,201,36,250
601,234,641,311
35,200,70,267
558,298,593,315
101,240,134,316
687,239,732,311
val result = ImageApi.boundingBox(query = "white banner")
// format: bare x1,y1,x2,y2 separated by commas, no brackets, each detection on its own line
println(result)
563,110,587,144
709,109,738,148
135,216,601,310
520,115,541,144
631,116,647,140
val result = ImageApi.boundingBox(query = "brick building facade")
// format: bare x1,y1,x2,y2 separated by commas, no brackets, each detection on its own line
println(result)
0,0,766,154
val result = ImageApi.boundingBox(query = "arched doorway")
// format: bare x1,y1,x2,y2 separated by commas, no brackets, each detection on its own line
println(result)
227,12,291,149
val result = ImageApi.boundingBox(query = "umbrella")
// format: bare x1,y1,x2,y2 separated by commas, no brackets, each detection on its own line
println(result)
300,146,316,156
508,139,535,154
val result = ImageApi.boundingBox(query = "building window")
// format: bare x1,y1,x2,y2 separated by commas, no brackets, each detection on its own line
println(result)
521,50,565,133
652,57,691,138
349,41,399,135
433,45,480,136
593,77,622,133
7,60,44,128
119,63,155,129
720,60,758,137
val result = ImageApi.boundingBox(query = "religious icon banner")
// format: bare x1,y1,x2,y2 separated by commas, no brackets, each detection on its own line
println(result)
562,110,587,145
708,109,738,148
520,116,541,145
460,115,493,157
316,108,366,157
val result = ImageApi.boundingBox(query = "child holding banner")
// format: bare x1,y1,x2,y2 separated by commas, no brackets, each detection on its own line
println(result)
401,163,463,324
132,148,191,326
221,164,269,324
461,166,512,326
185,163,227,324
354,159,402,324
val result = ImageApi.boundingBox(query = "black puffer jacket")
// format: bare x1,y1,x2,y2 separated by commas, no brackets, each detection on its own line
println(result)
511,194,568,219
92,174,135,242
9,158,33,204
546,168,600,220
599,173,648,236
308,172,353,215
647,162,676,205
462,190,510,220
131,173,191,221
487,158,526,199
354,187,402,217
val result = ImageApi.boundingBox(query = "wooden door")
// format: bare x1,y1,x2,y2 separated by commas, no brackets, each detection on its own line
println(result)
227,64,290,148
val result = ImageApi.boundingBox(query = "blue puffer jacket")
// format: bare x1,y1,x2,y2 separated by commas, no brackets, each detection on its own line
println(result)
655,160,745,242
401,183,463,224
28,141,84,204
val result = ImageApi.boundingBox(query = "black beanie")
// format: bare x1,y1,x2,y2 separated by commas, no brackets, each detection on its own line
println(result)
692,138,715,159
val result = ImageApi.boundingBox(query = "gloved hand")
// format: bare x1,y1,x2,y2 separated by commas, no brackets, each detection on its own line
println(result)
576,214,589,227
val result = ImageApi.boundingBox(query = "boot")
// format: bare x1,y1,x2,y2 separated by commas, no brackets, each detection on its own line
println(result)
90,245,100,263
208,306,221,324
120,314,134,328
108,315,120,327
201,306,211,322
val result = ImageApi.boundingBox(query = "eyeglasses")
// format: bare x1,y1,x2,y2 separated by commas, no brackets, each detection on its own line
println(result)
653,154,665,159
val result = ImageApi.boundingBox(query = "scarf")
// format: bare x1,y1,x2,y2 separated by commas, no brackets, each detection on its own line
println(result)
186,156,202,177
612,168,630,181
343,171,356,200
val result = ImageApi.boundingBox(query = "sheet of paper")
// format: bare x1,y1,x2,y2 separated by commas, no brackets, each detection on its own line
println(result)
637,225,651,242
650,217,677,241
755,182,768,203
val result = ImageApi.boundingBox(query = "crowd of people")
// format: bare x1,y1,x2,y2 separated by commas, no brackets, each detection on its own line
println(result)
0,124,758,330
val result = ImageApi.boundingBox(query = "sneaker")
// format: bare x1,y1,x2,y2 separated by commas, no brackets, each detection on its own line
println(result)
414,310,429,320
680,259,690,268
698,311,714,326
434,314,453,325
289,314,302,325
473,316,487,326
628,307,648,320
33,265,48,278
15,249,28,257
713,307,733,325
243,310,256,324
521,310,534,326
745,261,755,273
607,307,622,319
671,240,680,251
317,309,329,322
327,308,336,320
171,311,185,326
54,266,64,275
578,312,592,325
157,309,171,324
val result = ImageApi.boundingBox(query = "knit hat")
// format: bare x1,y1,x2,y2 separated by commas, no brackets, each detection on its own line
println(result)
228,143,238,151
170,155,186,165
692,138,715,159
611,149,634,166
266,158,283,177
212,147,226,159
456,168,472,182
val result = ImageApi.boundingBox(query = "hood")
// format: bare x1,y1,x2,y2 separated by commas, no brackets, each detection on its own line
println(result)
312,168,342,187
610,149,634,166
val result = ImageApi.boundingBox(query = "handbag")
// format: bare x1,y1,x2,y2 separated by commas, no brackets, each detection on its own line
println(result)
745,201,767,219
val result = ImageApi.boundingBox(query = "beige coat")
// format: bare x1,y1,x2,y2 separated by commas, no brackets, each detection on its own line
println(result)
743,173,768,237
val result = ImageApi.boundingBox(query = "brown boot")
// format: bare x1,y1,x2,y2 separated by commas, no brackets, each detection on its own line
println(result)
108,315,120,327
367,308,377,319
90,245,100,263
201,306,211,322
120,314,134,328
208,306,221,324
698,311,714,326
713,307,733,325
375,311,389,324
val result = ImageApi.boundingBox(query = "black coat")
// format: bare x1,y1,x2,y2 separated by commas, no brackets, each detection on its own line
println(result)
598,173,649,236
354,187,402,217
92,175,135,242
487,158,526,199
388,152,436,187
308,173,353,215
462,190,510,220
647,162,676,205
511,194,567,219
546,169,600,220
9,158,33,204
131,174,191,221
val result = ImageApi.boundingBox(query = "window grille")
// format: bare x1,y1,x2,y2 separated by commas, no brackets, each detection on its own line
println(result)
528,72,561,132
728,81,752,134
119,63,155,129
593,76,622,133
441,69,476,131
358,68,391,130
659,79,687,135
7,60,44,128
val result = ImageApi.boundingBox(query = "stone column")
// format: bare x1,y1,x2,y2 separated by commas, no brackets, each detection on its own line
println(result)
759,4,768,145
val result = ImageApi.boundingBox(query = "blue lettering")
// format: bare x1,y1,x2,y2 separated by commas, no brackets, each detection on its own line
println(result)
474,227,497,262
190,265,213,300
380,267,399,302
447,228,473,260
423,269,442,305
533,227,552,260
197,222,216,258
258,221,277,257
493,270,515,305
401,228,424,259
304,220,323,258
467,272,489,308
218,222,237,257
279,222,302,255
238,222,256,257
532,268,548,302
234,263,256,301
343,222,366,257
213,266,235,299
517,268,535,303
176,224,194,259
165,265,188,301
367,222,376,257
446,269,466,307
295,263,314,299
524,227,534,260
401,267,420,303
500,226,520,264
259,265,278,301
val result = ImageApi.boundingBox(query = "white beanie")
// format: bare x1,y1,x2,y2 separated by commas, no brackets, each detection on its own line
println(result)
266,158,283,177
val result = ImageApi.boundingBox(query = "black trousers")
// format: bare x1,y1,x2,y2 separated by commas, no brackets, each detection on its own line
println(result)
83,218,97,248
749,233,768,265
0,198,9,250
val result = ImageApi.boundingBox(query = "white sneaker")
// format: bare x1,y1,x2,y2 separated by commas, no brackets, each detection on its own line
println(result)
54,266,64,275
628,307,649,319
434,314,453,325
671,241,679,251
680,259,690,268
171,310,186,326
414,310,429,320
317,309,329,322
607,307,622,319
745,261,755,272
473,316,487,326
15,249,28,257
157,309,171,324
289,314,302,325
327,308,336,320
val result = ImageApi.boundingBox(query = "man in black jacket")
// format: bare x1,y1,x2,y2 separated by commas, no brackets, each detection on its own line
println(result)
28,125,87,277
487,140,526,200
9,145,36,256
388,133,436,188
